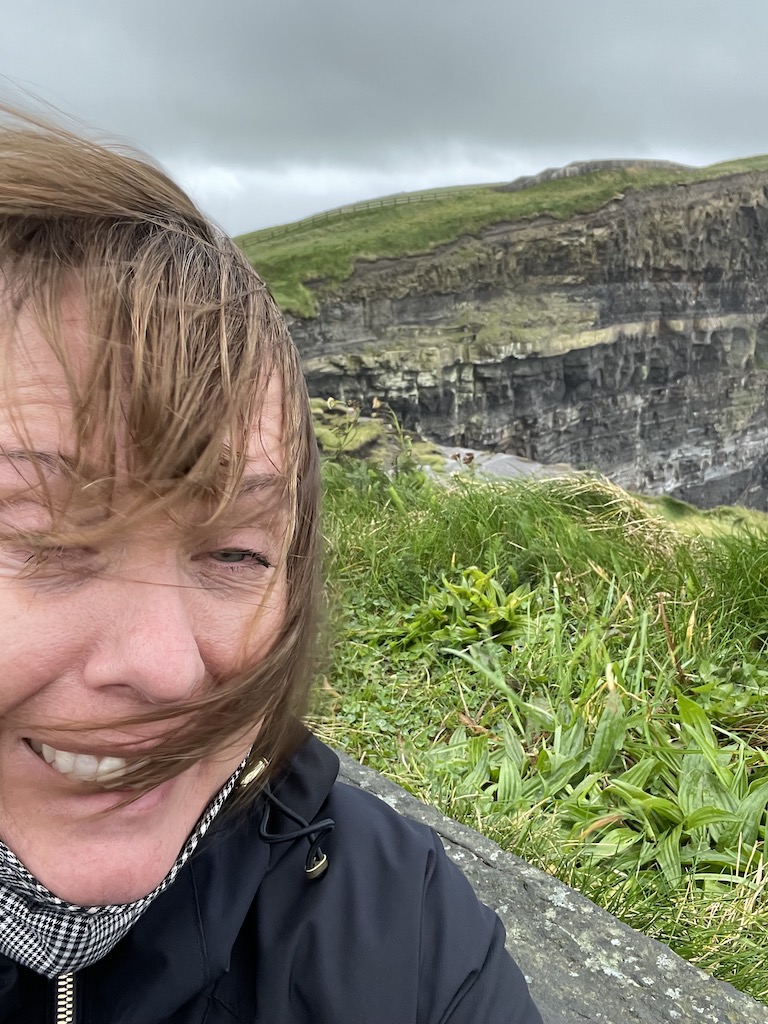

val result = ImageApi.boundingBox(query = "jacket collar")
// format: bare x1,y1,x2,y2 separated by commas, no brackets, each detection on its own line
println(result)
76,732,340,1024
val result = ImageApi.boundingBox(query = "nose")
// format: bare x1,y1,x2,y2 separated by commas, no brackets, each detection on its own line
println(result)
82,577,207,704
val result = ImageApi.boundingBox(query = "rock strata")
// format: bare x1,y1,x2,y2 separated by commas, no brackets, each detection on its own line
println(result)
290,170,768,508
337,753,767,1024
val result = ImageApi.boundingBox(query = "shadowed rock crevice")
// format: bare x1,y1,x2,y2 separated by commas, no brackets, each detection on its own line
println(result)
336,753,767,1024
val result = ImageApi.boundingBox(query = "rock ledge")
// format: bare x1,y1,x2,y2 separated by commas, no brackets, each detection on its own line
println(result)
337,753,766,1024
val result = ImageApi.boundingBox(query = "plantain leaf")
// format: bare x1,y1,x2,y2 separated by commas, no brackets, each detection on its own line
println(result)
678,693,718,750
497,755,522,806
657,825,683,887
583,827,642,861
541,752,591,798
684,807,740,830
590,688,626,773
678,754,716,815
461,737,491,792
498,720,525,769
719,779,768,849
678,694,738,792
615,757,658,791
607,779,683,820
553,715,587,762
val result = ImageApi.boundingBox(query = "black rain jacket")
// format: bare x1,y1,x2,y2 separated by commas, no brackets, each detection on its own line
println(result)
0,733,543,1024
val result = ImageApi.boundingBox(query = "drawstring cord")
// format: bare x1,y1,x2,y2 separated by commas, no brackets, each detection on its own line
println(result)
259,787,335,880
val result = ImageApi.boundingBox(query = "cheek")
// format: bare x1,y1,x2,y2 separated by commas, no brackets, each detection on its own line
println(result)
225,577,288,669
0,590,85,712
0,570,289,715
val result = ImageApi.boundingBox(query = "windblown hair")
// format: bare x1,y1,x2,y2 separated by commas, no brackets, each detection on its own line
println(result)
0,109,320,802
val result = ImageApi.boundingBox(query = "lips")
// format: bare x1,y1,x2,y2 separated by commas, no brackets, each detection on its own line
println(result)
27,738,128,783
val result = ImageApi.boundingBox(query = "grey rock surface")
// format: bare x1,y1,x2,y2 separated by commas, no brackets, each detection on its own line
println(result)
433,443,575,482
336,752,766,1024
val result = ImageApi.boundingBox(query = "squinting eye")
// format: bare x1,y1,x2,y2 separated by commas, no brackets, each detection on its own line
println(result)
25,546,95,564
210,549,272,568
11,545,102,585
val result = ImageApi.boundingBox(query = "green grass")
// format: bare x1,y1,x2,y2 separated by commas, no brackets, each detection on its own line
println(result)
238,156,768,316
314,459,768,1004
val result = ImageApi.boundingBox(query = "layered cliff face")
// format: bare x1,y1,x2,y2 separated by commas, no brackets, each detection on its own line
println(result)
289,171,768,508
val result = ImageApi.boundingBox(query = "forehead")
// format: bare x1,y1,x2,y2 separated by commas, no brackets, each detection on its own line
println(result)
0,293,287,481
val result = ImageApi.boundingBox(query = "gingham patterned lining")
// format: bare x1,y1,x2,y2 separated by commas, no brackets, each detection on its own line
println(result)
0,758,246,979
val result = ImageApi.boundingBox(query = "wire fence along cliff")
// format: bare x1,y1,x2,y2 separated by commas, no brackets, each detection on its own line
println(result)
250,186,493,242
247,160,698,245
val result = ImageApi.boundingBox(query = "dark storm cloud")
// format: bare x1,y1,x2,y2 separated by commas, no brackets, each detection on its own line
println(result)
1,0,767,229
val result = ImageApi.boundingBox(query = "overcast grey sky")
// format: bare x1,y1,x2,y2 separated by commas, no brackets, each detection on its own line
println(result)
1,0,765,233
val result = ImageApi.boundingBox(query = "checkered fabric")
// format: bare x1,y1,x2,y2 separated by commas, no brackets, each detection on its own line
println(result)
0,758,246,979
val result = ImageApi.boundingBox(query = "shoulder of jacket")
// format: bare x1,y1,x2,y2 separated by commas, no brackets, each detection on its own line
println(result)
326,779,438,838
315,779,461,888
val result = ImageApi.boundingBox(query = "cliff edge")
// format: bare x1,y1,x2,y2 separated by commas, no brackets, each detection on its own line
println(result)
285,168,768,508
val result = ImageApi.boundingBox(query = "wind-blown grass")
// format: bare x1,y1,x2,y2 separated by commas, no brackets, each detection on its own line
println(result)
315,460,768,1003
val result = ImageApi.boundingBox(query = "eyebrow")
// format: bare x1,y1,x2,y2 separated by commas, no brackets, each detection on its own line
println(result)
234,473,285,499
0,450,284,495
0,449,79,477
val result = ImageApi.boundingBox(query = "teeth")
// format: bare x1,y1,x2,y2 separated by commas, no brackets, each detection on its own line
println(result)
33,742,128,783
53,749,76,774
96,757,129,782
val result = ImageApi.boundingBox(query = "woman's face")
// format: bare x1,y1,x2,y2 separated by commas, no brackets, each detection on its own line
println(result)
0,300,289,905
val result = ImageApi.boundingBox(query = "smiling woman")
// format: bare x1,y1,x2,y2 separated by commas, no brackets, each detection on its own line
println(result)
0,110,542,1024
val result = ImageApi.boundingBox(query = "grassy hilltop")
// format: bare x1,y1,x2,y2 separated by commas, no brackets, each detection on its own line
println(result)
238,156,768,317
316,453,768,1004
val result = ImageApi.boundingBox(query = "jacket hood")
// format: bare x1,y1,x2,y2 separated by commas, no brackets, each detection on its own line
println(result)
73,730,340,1024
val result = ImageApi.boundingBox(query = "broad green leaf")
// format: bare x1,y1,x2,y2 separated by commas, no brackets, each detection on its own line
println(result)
541,752,591,798
657,826,683,887
498,720,525,769
497,755,522,805
678,694,738,792
590,688,626,773
606,781,683,824
615,757,657,791
582,827,642,860
568,772,605,803
678,848,746,871
684,807,740,830
678,693,718,750
521,774,546,803
678,754,738,816
720,779,768,849
462,738,491,791
553,716,587,762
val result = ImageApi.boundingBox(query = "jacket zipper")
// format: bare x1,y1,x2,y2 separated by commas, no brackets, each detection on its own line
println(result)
55,973,76,1024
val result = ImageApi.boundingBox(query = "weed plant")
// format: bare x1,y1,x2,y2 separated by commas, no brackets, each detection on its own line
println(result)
316,459,768,1003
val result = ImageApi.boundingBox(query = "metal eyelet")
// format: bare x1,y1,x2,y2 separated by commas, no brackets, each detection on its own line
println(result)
305,852,328,880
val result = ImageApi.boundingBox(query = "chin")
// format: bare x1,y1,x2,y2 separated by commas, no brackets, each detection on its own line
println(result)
0,741,246,906
5,790,202,906
39,830,187,906
56,866,173,906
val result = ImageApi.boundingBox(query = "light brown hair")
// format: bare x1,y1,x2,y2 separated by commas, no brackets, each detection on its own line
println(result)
0,109,320,800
